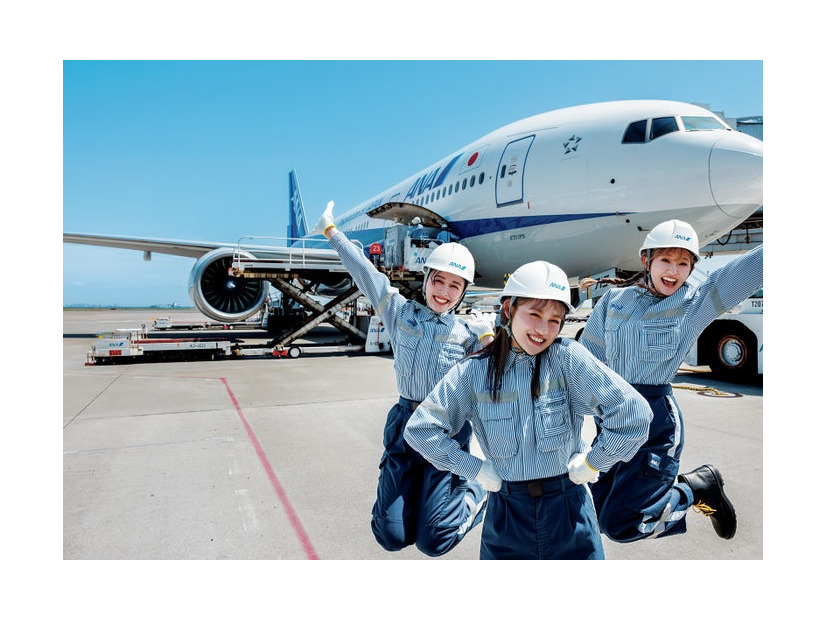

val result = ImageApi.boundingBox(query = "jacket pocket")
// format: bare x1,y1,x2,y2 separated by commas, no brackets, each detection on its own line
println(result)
437,342,466,374
641,319,679,362
534,394,572,452
477,401,518,458
393,339,417,378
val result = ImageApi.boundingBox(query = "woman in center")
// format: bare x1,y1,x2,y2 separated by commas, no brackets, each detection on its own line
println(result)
404,261,653,559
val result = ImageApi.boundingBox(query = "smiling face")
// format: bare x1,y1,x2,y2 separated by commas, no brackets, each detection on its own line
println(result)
642,247,694,297
424,269,466,313
505,297,567,356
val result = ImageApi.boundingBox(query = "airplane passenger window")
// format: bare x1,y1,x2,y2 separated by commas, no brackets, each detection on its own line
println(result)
478,173,484,185
681,116,728,131
622,120,648,143
650,116,679,140
470,175,475,187
448,185,453,195
462,178,467,190
455,181,460,192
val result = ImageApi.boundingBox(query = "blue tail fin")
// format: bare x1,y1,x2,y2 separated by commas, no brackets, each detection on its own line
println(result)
288,169,309,244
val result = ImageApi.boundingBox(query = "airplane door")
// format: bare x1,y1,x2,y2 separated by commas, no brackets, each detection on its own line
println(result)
496,135,535,207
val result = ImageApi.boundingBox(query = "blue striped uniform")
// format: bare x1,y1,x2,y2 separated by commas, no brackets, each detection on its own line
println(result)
330,231,486,402
579,244,762,541
329,230,491,556
404,339,652,559
580,245,763,385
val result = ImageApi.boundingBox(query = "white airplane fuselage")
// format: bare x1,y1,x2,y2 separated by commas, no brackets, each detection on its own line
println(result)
64,99,762,322
333,100,762,287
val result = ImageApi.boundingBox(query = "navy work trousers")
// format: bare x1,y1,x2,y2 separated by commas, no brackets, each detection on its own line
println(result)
590,384,693,542
480,475,604,560
371,397,486,557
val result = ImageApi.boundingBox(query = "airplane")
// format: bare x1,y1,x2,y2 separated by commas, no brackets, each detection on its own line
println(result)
64,99,763,344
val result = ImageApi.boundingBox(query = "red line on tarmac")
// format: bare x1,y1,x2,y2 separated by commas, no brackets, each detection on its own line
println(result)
220,378,319,560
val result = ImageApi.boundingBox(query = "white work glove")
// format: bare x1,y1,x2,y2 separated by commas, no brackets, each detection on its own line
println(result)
313,200,336,236
475,460,502,492
567,452,599,485
466,316,495,343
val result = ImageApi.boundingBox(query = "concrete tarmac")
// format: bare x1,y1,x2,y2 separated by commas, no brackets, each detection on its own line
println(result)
63,308,762,560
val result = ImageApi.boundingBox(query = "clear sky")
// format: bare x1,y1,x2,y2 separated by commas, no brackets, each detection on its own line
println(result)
63,60,763,306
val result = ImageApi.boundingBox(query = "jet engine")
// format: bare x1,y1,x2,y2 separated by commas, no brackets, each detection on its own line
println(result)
187,248,269,322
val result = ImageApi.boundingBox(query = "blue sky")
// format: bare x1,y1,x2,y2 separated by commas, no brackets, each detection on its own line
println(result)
63,60,763,306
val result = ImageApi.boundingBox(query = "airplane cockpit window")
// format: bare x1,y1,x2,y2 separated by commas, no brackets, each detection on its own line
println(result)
650,116,679,140
622,119,648,143
681,116,728,132
623,114,729,146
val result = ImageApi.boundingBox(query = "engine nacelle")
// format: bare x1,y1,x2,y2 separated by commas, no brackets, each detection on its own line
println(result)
188,248,269,322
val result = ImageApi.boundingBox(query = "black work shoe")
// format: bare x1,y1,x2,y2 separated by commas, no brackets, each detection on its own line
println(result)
677,464,737,540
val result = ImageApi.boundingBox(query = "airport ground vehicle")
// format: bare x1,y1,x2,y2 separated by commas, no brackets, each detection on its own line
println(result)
684,288,763,384
85,328,234,365
84,230,432,366
85,315,390,365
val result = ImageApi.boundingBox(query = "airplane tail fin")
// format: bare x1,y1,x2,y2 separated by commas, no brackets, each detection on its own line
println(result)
288,169,310,244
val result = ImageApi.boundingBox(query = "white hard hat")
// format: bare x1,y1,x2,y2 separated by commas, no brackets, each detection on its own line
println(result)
501,261,574,313
639,219,700,262
424,242,475,284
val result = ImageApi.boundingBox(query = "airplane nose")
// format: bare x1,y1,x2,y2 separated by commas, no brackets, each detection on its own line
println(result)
709,132,763,219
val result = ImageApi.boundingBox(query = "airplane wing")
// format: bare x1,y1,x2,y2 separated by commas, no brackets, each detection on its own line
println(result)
62,232,343,262
64,232,225,258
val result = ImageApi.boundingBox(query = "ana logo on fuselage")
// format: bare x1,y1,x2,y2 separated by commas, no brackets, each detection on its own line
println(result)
403,153,463,201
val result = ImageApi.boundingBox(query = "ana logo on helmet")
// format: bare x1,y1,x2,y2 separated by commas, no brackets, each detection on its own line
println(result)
675,234,692,242
549,282,567,292
448,261,467,271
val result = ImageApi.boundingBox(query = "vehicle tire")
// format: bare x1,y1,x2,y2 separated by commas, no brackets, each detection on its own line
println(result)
706,321,758,384
288,346,301,358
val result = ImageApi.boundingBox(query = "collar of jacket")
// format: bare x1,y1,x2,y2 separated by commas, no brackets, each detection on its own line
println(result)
412,299,452,323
